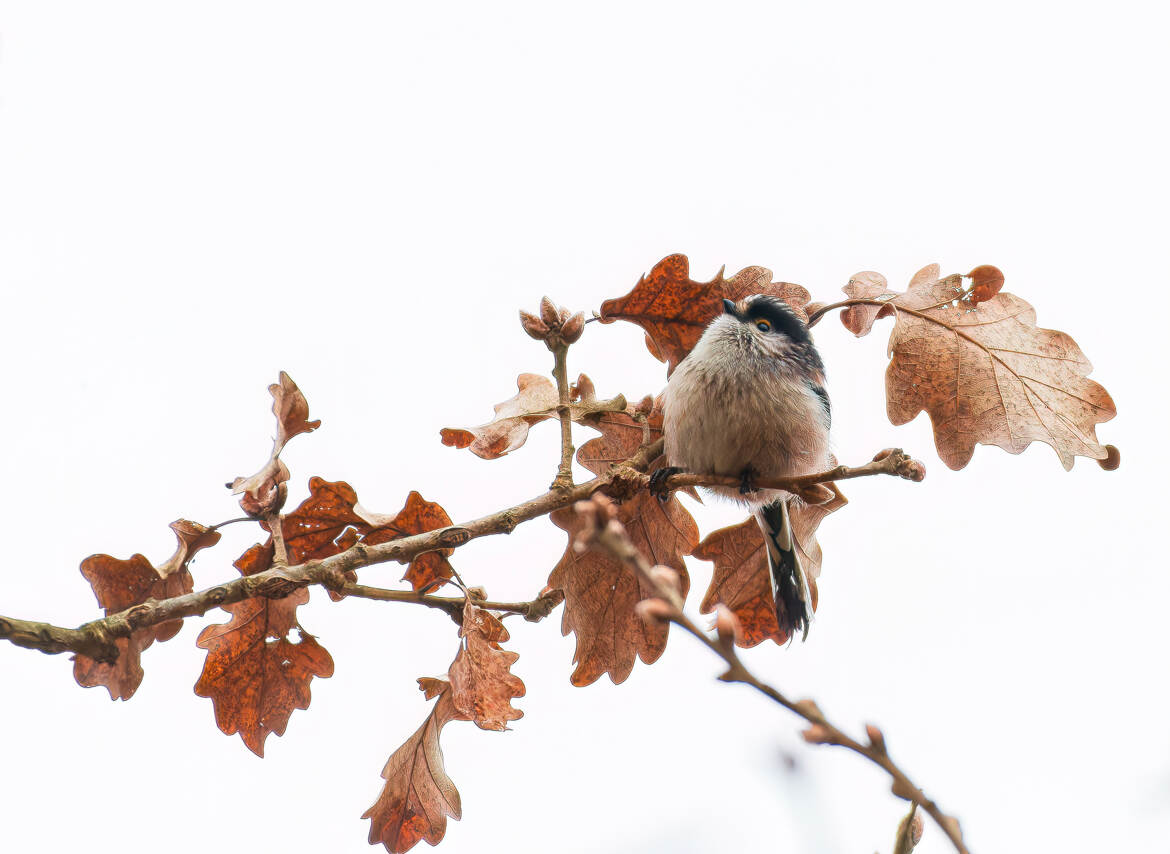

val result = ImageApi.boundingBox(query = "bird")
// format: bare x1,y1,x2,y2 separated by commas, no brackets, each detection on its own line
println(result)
650,295,831,640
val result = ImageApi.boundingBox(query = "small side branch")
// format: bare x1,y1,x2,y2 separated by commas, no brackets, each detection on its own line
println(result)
572,494,967,854
551,343,575,490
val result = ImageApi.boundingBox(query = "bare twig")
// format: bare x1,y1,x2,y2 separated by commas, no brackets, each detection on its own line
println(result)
0,445,919,661
551,342,575,490
573,493,968,854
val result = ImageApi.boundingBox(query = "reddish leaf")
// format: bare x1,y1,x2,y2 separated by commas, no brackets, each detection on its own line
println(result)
448,603,525,731
363,679,468,853
230,372,320,517
195,524,333,756
883,264,1117,469
362,491,457,592
194,597,333,757
600,254,812,374
549,409,698,685
696,487,846,648
73,520,220,700
440,372,625,460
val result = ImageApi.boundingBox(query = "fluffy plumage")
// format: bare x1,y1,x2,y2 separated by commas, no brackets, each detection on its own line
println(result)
660,295,831,639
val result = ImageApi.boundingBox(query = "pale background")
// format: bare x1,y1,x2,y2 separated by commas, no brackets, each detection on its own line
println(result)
1,3,1166,853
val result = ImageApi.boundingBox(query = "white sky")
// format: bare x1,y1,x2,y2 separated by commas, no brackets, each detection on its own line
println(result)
1,3,1166,853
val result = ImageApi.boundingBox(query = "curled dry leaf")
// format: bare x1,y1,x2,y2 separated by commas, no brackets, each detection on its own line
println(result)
840,271,896,337
72,519,220,700
363,678,468,853
229,371,321,517
600,254,812,375
447,603,525,731
694,486,847,647
549,408,698,685
440,372,625,460
883,264,1116,469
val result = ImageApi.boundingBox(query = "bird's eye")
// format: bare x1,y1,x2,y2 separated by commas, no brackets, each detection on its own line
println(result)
755,319,772,333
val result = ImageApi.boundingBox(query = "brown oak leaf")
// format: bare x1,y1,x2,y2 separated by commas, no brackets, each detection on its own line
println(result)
229,371,321,517
363,678,468,853
549,409,698,685
440,372,625,460
73,519,220,700
448,603,525,731
878,264,1116,469
600,254,813,375
695,487,847,648
840,271,896,337
360,491,456,592
194,535,333,756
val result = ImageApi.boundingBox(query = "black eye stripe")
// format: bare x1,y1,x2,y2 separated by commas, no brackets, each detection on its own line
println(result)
745,297,810,344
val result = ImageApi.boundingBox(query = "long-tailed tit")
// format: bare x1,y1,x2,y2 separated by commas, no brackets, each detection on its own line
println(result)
651,295,831,640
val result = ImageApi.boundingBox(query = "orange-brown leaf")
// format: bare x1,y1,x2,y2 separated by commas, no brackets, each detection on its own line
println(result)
194,593,334,757
448,603,525,731
73,520,219,699
363,491,456,592
695,488,846,648
363,679,468,853
195,513,335,755
549,410,698,685
600,254,812,375
884,264,1117,469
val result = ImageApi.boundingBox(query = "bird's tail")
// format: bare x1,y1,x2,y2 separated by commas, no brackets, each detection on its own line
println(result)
754,498,812,641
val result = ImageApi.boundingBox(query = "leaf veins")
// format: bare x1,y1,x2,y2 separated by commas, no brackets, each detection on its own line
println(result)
549,408,698,685
363,678,468,854
600,254,813,375
872,264,1117,469
447,603,525,731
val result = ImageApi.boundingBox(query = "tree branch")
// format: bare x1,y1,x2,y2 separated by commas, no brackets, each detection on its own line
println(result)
572,493,968,854
0,445,919,661
550,342,575,489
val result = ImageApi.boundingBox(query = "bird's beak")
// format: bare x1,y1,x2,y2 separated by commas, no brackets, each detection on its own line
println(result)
722,298,738,317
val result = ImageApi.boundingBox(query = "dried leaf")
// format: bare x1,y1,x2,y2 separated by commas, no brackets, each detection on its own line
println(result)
448,603,525,730
440,372,624,460
72,520,220,700
600,254,812,375
695,488,846,648
229,372,320,516
840,271,896,337
363,679,468,853
262,477,459,594
549,409,698,685
884,264,1117,469
195,609,334,757
194,535,333,756
362,491,456,592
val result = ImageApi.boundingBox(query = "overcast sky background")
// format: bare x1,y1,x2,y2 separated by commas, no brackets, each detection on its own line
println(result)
2,3,1167,853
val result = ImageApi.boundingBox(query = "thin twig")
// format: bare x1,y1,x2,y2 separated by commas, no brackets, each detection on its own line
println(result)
574,494,967,854
0,445,919,661
550,342,575,490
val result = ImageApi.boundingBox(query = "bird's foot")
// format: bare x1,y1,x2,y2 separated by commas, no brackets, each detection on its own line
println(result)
648,466,683,502
738,467,759,495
